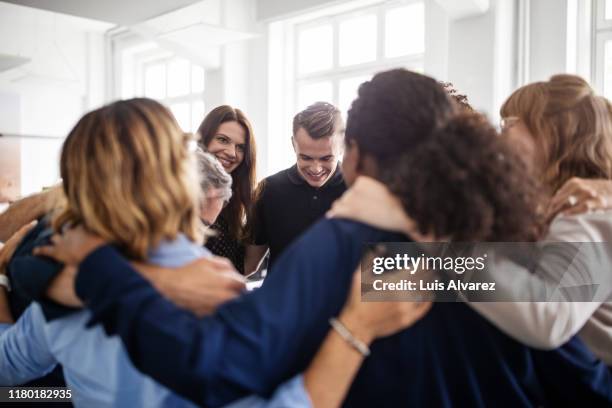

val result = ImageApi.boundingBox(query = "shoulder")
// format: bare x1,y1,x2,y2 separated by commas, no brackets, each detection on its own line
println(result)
279,218,406,263
148,234,208,267
259,167,296,192
547,211,612,242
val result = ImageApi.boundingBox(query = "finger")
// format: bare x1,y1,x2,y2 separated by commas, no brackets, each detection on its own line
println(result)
50,234,63,245
3,220,37,252
206,256,237,270
14,220,37,239
33,245,56,258
562,202,590,216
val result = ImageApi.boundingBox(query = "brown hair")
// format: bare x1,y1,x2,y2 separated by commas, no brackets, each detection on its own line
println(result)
500,74,612,192
293,101,342,139
347,69,542,241
398,113,543,241
197,105,256,239
55,98,201,259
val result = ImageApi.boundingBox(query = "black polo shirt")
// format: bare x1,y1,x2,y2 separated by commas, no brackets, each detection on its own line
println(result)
252,163,346,268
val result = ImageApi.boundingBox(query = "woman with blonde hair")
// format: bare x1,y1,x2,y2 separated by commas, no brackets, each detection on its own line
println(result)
0,98,209,406
329,74,612,365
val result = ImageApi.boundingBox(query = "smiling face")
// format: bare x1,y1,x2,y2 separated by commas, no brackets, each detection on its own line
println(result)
205,121,246,174
292,127,342,187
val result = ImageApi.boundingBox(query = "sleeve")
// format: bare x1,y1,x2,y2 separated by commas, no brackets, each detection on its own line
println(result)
223,375,311,408
532,336,612,405
0,304,58,385
251,181,269,246
75,221,352,408
466,219,611,349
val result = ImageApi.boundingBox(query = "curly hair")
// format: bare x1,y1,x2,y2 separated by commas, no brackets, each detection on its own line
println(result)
440,81,474,112
392,113,544,241
346,69,543,241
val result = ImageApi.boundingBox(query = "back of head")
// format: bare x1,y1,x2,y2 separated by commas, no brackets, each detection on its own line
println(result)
397,113,544,241
345,69,456,200
501,74,612,191
195,147,232,200
346,69,541,241
55,98,201,259
292,102,343,139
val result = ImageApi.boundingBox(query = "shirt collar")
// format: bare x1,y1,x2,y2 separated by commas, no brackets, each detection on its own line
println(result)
287,163,345,189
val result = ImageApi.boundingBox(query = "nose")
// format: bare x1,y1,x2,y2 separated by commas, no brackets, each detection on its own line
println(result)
225,144,237,159
312,162,323,173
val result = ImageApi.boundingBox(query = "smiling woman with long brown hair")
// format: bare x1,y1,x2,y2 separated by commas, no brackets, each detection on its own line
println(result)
197,105,257,274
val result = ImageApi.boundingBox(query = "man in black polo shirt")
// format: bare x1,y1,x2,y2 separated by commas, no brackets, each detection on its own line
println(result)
245,102,346,274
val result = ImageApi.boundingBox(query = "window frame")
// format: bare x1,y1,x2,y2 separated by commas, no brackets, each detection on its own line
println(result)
292,0,425,114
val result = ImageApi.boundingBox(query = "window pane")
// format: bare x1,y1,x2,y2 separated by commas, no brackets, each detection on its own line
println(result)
170,102,190,132
144,63,166,99
604,40,612,99
192,65,205,93
167,58,191,97
298,25,333,74
385,3,425,58
607,0,612,20
297,81,333,111
339,14,377,66
191,100,205,133
338,75,369,115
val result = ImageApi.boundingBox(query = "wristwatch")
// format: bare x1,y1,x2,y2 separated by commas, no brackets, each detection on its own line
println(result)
0,275,10,292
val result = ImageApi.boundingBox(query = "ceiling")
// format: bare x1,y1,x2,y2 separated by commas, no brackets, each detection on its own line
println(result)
0,0,204,25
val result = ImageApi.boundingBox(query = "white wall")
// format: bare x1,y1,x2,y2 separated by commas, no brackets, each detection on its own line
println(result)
529,0,568,82
0,2,109,196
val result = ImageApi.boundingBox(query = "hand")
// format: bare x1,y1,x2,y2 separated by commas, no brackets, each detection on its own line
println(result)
152,256,246,316
45,265,83,307
0,220,37,275
547,177,612,221
34,225,106,266
327,176,434,241
339,266,431,344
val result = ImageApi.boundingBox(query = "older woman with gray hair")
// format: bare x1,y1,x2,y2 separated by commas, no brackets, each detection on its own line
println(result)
196,148,233,226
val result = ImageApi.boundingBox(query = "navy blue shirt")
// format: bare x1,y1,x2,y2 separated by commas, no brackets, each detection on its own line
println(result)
75,219,612,407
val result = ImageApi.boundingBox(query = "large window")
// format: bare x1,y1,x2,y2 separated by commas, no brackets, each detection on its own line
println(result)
595,0,612,98
294,1,425,116
112,31,206,133
142,57,206,133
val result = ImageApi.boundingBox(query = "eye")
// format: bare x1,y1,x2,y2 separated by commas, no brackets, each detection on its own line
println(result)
216,135,229,144
236,145,245,153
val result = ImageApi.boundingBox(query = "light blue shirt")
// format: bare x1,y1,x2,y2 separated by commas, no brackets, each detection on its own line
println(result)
0,235,311,408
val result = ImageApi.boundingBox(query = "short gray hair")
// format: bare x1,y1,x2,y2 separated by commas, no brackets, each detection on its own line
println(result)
195,148,232,200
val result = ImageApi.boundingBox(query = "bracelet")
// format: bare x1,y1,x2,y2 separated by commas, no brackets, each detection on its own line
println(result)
329,317,371,357
0,275,11,292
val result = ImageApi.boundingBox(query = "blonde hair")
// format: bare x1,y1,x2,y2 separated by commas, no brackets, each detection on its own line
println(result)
54,98,202,259
500,74,612,192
